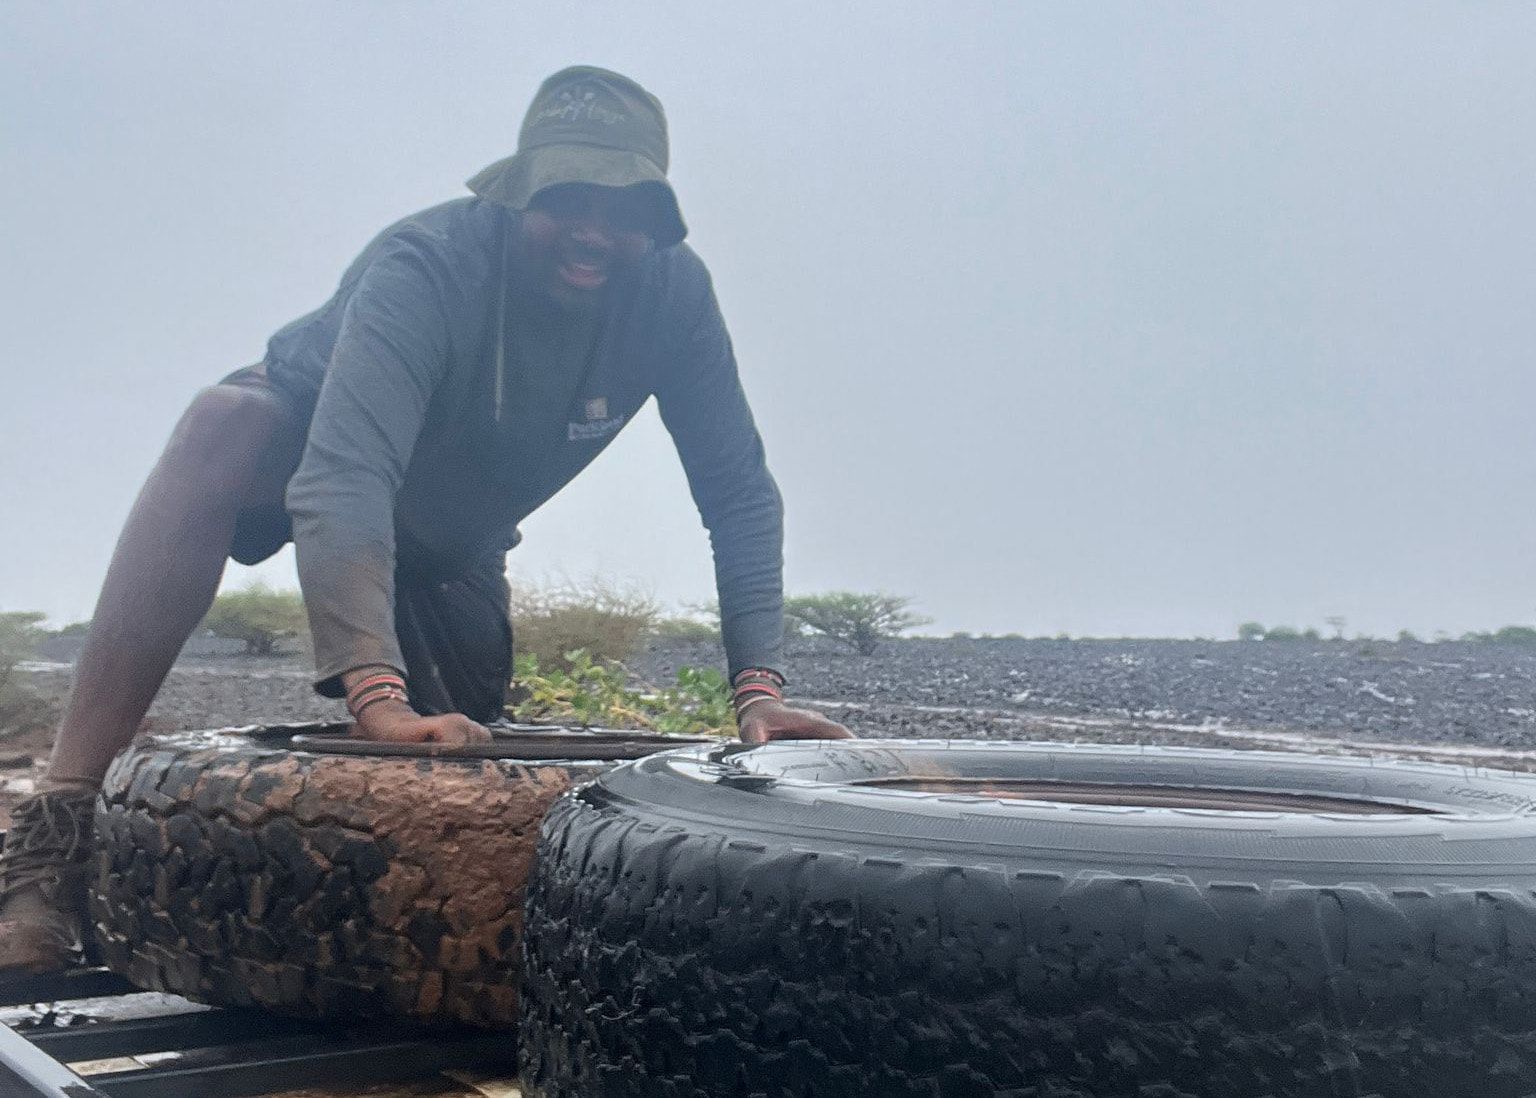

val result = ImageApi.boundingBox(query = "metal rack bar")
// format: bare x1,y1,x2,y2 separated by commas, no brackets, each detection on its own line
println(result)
0,970,137,1009
84,1029,513,1098
0,1021,107,1097
0,967,517,1098
29,1009,314,1061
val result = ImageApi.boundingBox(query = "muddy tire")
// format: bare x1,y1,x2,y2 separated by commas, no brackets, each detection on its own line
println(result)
520,740,1536,1097
89,724,688,1027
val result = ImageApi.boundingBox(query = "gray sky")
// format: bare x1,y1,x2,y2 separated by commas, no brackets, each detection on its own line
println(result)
3,3,1534,639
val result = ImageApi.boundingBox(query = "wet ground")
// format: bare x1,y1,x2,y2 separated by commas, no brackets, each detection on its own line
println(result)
6,635,1536,824
642,635,1536,748
4,636,1535,1095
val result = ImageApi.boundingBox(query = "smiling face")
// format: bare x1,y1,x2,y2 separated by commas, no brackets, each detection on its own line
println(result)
518,183,658,311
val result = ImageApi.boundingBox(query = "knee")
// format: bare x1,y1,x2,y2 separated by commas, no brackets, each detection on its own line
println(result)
162,384,290,491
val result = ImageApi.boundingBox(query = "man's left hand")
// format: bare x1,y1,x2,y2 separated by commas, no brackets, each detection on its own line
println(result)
736,699,853,745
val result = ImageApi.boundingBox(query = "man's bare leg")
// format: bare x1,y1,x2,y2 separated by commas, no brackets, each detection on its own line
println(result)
46,383,301,783
0,381,303,973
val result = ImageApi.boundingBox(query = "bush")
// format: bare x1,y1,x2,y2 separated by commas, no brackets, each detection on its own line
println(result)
509,578,658,672
1237,621,1266,641
1492,626,1536,646
1461,626,1536,646
650,616,721,643
0,612,47,662
508,651,733,736
202,584,308,656
783,592,930,656
0,610,53,735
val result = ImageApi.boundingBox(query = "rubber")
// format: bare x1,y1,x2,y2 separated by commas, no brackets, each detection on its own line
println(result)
89,726,612,1026
520,740,1536,1097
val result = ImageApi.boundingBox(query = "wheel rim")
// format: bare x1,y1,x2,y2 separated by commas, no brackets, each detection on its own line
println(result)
854,776,1441,814
288,724,714,761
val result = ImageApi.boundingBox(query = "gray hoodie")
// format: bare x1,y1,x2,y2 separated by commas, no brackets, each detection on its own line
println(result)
265,198,784,694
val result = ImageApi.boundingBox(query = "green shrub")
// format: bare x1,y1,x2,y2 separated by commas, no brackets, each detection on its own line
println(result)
202,583,308,656
1492,626,1536,646
1237,621,1266,641
509,578,658,671
508,650,733,735
1457,627,1536,645
0,612,46,660
784,592,930,656
0,611,53,735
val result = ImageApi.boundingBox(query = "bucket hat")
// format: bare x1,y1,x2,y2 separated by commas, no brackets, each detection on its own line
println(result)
468,65,687,248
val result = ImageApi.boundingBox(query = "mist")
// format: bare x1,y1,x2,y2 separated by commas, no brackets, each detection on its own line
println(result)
3,3,1533,639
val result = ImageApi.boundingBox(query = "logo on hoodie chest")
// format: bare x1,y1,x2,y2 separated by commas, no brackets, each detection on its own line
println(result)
568,396,627,442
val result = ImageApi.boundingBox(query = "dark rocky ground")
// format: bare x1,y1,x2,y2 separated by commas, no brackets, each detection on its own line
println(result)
4,636,1530,1096
640,635,1536,747
6,635,1535,825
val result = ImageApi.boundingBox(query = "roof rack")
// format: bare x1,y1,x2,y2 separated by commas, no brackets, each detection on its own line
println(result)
0,966,516,1097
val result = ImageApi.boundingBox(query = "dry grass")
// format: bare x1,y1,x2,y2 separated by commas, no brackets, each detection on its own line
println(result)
508,578,659,671
0,611,54,739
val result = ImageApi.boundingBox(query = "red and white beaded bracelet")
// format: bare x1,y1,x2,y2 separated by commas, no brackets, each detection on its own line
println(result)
346,671,409,720
731,667,786,720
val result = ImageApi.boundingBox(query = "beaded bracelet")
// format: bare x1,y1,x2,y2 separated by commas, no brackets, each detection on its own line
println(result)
733,693,776,718
350,687,409,718
732,685,783,722
348,676,404,700
733,682,781,701
732,667,786,689
731,667,787,723
346,670,408,720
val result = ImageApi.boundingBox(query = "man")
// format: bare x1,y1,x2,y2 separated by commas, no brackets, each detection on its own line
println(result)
0,66,849,974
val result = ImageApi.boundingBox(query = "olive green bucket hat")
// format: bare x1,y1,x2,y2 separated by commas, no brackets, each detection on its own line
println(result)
468,65,687,248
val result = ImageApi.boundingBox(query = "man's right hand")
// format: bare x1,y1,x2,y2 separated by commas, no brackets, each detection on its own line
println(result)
352,699,492,746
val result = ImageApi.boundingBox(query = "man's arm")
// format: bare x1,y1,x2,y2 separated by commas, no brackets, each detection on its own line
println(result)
654,260,850,743
286,238,487,745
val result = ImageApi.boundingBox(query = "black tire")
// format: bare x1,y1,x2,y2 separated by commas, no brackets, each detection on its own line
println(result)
89,724,696,1026
520,740,1536,1097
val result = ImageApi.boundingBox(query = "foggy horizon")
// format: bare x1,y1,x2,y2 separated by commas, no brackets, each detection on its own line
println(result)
4,4,1534,642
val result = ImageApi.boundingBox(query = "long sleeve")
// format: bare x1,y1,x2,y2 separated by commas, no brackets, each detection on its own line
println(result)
655,268,785,678
285,239,453,695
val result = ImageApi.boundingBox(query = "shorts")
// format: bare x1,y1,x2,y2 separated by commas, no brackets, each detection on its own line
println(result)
217,363,512,723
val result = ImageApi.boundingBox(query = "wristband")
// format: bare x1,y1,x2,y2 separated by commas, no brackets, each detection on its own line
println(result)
732,683,782,702
348,681,405,708
349,670,405,691
733,694,775,719
347,677,405,704
732,667,786,689
350,687,409,719
346,671,408,719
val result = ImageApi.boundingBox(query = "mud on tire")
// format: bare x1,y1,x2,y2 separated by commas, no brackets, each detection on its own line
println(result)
520,740,1536,1097
89,725,622,1026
